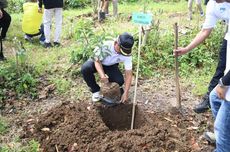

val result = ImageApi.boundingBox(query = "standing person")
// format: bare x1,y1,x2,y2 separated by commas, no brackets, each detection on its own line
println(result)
112,0,118,17
0,0,11,61
38,0,63,48
193,35,227,113
22,0,45,44
188,0,204,20
98,0,118,21
104,0,118,17
0,0,10,40
174,0,230,151
81,32,134,102
98,0,107,21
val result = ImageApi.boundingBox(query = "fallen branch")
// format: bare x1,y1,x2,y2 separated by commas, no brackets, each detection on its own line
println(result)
164,117,174,123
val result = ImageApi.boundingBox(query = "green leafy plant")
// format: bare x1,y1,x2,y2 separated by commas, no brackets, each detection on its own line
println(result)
0,38,39,104
70,19,114,65
64,0,91,9
132,20,224,78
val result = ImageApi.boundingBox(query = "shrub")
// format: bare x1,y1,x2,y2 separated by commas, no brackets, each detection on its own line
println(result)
6,0,91,13
70,19,114,65
6,0,25,13
0,39,38,104
131,22,224,77
64,0,91,9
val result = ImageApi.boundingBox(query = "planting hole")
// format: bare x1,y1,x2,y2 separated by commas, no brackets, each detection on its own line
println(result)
98,104,146,131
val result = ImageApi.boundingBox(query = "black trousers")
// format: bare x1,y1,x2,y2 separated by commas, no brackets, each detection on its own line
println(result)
0,9,11,39
81,59,124,93
207,39,227,94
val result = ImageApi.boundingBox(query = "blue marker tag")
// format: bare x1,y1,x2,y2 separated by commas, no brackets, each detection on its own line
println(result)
132,12,153,25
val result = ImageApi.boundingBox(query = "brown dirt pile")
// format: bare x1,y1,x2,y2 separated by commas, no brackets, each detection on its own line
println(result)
22,102,213,152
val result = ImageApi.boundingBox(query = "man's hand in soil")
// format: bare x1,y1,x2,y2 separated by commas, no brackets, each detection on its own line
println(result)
216,85,227,100
120,92,128,103
100,74,109,84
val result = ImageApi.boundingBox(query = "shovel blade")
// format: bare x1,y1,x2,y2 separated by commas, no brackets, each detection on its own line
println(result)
100,97,120,107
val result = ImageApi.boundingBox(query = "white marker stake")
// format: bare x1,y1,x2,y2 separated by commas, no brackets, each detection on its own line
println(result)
131,26,142,130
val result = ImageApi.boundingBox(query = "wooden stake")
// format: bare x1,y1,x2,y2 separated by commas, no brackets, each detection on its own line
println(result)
55,145,59,152
131,26,142,130
174,23,181,108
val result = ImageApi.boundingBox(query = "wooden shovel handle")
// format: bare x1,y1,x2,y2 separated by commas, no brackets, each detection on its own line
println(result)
174,23,181,108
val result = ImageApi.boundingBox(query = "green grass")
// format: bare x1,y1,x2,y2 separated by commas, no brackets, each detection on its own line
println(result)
0,140,39,152
3,1,216,97
182,63,216,96
51,77,71,94
0,118,8,135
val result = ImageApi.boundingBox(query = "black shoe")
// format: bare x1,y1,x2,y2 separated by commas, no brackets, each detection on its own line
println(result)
0,55,6,61
1,37,8,41
53,42,61,47
193,93,210,113
99,11,105,21
43,42,53,48
24,35,32,43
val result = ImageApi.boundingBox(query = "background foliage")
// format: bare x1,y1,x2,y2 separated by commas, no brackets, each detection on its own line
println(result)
2,0,224,100
6,0,182,13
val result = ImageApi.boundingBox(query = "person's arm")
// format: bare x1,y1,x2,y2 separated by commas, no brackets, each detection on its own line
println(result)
0,9,2,19
216,70,230,100
174,28,212,56
38,0,42,13
120,70,132,103
94,60,108,83
222,70,230,86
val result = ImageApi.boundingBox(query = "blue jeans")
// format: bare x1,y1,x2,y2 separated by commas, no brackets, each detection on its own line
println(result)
210,89,230,152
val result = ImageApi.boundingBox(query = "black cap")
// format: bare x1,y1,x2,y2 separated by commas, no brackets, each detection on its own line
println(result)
118,32,134,56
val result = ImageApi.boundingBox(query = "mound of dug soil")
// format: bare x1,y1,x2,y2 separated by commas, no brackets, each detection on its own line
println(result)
22,102,213,152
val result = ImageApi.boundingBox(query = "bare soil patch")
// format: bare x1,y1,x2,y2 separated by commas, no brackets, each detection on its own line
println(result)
22,100,214,152
2,78,214,152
